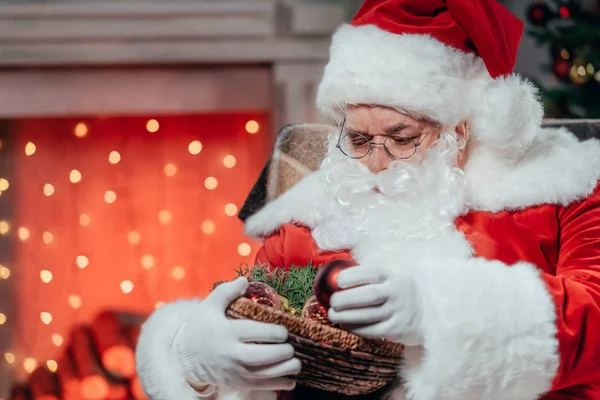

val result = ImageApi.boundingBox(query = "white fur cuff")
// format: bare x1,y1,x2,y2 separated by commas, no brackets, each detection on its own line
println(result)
402,259,560,400
244,171,323,239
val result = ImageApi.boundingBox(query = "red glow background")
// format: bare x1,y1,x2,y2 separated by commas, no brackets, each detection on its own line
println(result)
8,112,271,369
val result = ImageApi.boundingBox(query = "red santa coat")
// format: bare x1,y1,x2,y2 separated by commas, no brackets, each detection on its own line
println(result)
255,184,600,399
133,125,600,400
242,126,600,400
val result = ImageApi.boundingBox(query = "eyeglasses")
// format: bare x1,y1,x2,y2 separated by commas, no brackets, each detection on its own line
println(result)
336,118,439,160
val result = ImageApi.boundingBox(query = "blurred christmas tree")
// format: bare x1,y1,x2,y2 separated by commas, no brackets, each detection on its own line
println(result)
527,0,600,118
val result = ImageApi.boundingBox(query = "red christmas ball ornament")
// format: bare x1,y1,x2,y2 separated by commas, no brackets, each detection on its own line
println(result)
313,258,357,309
243,282,282,309
553,58,572,81
559,5,571,18
527,2,552,26
301,295,332,326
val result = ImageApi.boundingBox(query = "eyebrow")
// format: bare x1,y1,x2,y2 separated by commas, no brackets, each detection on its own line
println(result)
345,122,414,136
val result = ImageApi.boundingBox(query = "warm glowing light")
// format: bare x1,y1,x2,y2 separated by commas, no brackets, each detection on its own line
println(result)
0,266,9,279
155,301,165,309
75,122,88,137
238,243,252,256
108,151,121,164
40,270,53,283
40,312,52,325
81,376,109,399
44,183,55,196
146,119,159,133
158,210,172,224
0,221,9,235
24,358,36,373
128,231,141,245
204,177,218,190
587,63,595,75
104,190,117,203
224,203,238,217
79,214,91,227
223,155,237,168
47,360,58,372
188,140,202,155
68,295,82,309
0,139,2,149
245,120,260,134
25,142,36,156
5,353,15,364
141,255,155,269
70,169,82,183
0,313,6,325
18,227,30,241
42,231,54,244
52,334,63,347
0,178,8,191
121,280,134,294
171,266,185,280
76,255,89,269
201,220,215,234
164,163,177,176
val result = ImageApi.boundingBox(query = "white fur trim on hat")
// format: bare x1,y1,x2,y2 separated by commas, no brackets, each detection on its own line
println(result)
469,75,544,150
316,24,544,150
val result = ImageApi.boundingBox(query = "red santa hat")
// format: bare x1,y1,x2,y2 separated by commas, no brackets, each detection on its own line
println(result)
316,0,543,150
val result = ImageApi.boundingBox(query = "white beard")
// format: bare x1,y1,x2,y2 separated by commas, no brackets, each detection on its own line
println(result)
311,131,472,262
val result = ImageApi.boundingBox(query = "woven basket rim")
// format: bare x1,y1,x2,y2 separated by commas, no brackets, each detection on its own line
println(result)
227,297,404,358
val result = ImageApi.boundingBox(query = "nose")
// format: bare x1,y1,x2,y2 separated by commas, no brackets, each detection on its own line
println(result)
364,142,392,174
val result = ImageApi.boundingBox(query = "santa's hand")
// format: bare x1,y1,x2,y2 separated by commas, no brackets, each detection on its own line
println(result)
327,265,423,346
172,278,300,393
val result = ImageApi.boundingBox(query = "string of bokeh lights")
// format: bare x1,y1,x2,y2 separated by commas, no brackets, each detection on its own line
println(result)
0,117,261,375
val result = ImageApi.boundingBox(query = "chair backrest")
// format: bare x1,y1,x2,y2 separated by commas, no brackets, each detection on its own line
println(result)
238,119,600,222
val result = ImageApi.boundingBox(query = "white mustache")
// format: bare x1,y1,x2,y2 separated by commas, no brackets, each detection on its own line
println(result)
328,158,423,202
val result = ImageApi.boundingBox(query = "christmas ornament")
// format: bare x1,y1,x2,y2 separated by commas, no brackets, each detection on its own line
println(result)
243,282,282,309
550,44,574,61
569,57,593,84
559,4,572,18
527,2,553,26
314,258,357,309
553,58,572,81
301,295,332,326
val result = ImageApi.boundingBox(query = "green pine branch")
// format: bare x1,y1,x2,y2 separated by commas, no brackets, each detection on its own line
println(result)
234,263,318,311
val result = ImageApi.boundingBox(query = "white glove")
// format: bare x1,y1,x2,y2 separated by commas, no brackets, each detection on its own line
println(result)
327,265,423,346
173,277,301,393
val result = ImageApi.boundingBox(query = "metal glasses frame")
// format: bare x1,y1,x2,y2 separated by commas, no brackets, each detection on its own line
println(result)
335,117,440,160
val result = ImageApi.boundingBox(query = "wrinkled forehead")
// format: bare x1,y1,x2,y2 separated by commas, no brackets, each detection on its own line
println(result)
342,105,438,132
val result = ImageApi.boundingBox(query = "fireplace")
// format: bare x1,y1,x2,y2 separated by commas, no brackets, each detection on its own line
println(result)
0,1,344,398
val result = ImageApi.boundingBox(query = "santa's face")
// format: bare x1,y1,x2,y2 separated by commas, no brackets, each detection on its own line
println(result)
342,105,469,173
311,105,469,252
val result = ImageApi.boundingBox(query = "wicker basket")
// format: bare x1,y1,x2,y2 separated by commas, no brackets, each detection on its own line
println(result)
226,297,404,396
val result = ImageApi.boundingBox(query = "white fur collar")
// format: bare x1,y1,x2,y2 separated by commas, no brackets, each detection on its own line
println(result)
245,127,600,238
464,126,600,212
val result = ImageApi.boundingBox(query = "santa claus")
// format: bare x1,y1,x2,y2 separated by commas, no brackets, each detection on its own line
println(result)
135,0,600,399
